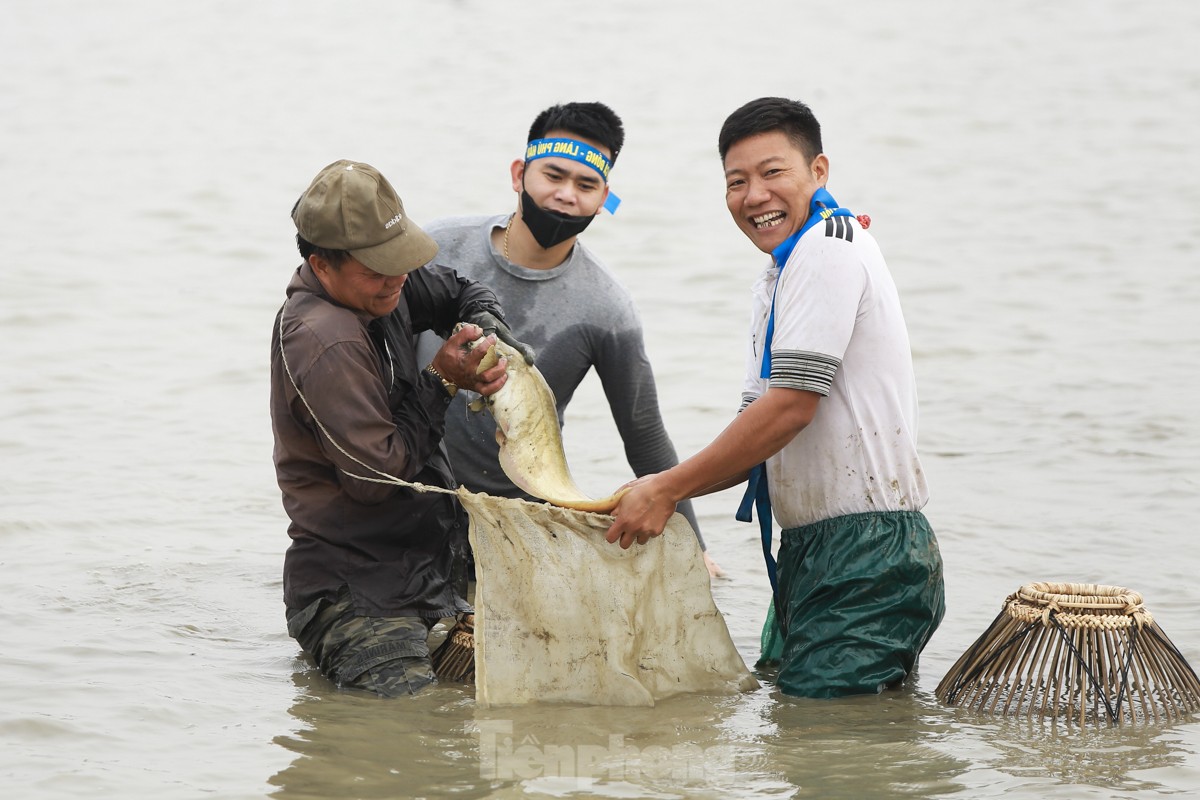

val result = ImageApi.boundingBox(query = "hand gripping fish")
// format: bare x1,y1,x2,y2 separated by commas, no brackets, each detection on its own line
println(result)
469,338,627,513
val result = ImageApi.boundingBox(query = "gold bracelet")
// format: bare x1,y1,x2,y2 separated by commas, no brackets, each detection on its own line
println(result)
424,363,458,398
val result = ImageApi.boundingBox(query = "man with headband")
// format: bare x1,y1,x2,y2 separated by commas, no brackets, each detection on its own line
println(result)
417,101,721,577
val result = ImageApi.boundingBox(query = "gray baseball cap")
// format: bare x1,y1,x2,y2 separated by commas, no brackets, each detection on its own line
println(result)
292,160,438,276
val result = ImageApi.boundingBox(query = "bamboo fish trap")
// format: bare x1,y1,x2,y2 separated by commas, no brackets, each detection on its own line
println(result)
430,613,475,684
936,583,1200,725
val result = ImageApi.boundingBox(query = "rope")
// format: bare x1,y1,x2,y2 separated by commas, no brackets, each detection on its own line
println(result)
1112,622,1140,721
1047,611,1121,725
941,619,1039,705
276,304,457,499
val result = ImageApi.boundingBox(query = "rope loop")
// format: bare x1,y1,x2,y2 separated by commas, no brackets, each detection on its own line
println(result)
276,303,459,498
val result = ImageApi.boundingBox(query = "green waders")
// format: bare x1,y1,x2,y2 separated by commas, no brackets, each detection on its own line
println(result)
758,511,944,698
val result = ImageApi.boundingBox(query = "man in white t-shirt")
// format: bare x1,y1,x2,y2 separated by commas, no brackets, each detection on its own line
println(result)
604,97,944,698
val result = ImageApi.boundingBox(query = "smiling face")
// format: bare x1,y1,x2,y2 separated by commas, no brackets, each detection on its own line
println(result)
723,130,829,254
310,254,408,318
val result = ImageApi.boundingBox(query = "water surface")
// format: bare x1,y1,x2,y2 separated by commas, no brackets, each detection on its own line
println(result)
2,1,1198,797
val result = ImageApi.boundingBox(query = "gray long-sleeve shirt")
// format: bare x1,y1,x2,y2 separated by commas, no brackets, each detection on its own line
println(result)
416,214,705,547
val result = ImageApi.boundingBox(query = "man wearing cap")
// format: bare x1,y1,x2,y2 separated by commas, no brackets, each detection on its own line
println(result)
270,159,532,696
416,101,722,577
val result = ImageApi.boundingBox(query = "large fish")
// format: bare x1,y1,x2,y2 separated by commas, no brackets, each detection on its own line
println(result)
471,338,626,513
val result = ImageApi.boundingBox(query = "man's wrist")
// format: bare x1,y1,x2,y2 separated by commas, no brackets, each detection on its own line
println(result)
659,468,695,508
424,363,458,398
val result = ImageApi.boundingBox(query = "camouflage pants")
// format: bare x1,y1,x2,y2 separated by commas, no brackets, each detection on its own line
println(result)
286,587,437,697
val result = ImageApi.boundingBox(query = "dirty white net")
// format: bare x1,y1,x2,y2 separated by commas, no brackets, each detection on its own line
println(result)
458,489,758,707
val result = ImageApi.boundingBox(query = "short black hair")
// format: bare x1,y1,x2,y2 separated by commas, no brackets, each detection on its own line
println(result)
295,234,349,268
718,97,823,163
528,101,625,164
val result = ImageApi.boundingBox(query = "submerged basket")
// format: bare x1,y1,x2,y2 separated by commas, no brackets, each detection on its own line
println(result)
936,583,1200,725
430,613,475,684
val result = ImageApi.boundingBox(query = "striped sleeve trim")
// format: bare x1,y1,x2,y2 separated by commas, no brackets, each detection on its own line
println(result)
769,350,841,396
738,392,759,412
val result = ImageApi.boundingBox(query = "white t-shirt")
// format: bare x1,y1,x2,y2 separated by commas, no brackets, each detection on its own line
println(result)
741,215,929,528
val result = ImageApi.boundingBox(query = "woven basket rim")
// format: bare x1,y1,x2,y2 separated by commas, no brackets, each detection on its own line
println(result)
1016,582,1143,611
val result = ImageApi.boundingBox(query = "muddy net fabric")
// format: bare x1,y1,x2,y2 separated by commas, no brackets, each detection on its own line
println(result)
457,488,758,707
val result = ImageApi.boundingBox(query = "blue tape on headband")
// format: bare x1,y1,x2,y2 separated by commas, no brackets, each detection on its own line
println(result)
525,137,621,214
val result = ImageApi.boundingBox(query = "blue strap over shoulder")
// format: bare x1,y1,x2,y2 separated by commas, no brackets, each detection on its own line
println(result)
737,187,853,636
759,187,853,379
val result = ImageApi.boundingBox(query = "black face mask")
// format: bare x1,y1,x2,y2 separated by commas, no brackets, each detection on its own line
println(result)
520,189,596,249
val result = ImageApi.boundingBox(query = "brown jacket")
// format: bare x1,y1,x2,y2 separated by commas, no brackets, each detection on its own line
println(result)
270,263,503,617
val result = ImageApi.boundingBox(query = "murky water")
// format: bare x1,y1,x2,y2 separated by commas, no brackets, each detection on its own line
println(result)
3,0,1199,797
